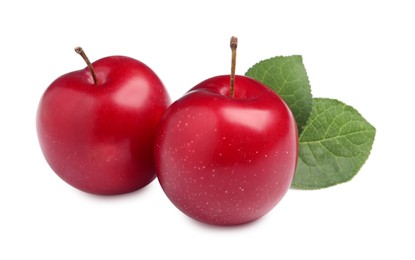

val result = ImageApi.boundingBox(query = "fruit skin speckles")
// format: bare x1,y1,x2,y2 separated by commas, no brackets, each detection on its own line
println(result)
154,75,298,226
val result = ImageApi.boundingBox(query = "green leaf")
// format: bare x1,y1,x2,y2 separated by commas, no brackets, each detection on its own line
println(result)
292,98,376,189
245,55,312,133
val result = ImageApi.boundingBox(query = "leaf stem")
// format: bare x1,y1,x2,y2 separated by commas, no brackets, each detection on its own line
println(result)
75,47,98,85
230,36,238,98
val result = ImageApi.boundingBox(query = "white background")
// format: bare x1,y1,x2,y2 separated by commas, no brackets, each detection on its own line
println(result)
1,0,414,259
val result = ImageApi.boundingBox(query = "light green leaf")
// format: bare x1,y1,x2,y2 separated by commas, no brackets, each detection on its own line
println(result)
245,55,312,133
292,98,376,189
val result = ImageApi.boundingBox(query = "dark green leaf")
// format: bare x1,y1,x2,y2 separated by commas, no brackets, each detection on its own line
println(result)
245,55,312,133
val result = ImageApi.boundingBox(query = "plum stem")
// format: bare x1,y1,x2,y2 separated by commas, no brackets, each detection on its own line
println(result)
75,47,98,85
230,36,238,98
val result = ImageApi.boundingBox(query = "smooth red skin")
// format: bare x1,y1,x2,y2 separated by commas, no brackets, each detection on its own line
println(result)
37,56,170,195
155,75,298,225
